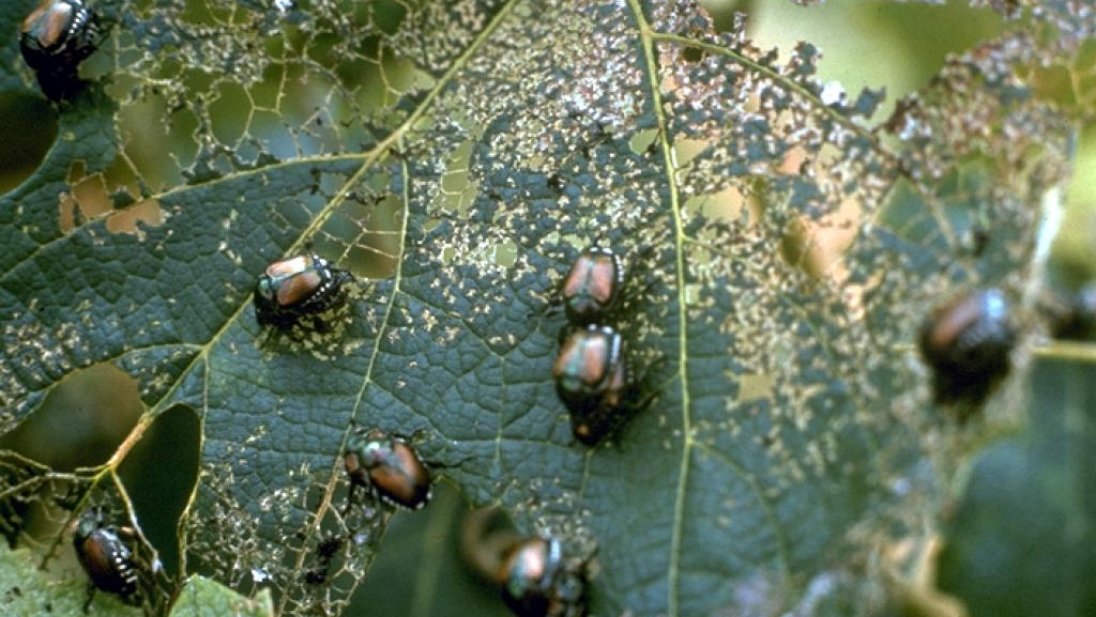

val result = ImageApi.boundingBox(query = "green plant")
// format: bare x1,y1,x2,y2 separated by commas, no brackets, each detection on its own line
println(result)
2,1,1095,616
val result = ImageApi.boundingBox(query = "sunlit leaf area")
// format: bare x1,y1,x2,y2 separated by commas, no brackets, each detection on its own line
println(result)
2,1,1095,616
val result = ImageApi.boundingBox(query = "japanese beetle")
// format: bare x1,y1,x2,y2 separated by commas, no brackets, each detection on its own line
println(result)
254,253,353,329
344,428,431,510
553,324,630,445
561,247,624,326
499,535,586,617
918,288,1017,408
72,510,139,609
20,0,101,99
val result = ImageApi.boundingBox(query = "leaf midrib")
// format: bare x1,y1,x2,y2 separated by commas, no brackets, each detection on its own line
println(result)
626,3,692,615
27,0,527,593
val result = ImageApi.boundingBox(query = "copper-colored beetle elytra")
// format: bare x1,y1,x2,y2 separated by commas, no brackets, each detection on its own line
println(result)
918,287,1017,409
553,324,630,445
254,253,353,329
72,510,140,610
344,428,432,511
20,0,101,99
499,535,586,617
560,247,624,326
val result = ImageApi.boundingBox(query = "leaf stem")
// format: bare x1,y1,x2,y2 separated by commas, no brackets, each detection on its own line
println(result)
895,340,1096,363
627,3,692,616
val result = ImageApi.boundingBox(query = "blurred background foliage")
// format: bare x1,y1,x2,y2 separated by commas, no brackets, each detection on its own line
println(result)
1,0,1094,615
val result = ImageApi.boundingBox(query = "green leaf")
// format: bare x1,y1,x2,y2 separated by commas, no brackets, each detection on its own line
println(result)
937,357,1096,617
0,1,1092,615
351,482,511,617
168,576,273,617
0,545,141,616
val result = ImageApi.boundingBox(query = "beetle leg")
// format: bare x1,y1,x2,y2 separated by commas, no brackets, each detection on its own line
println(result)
82,582,96,613
342,483,357,516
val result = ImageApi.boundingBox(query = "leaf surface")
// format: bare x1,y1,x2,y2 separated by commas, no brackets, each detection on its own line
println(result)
0,1,1091,615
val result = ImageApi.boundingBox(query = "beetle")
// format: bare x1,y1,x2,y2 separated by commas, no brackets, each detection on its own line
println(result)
499,535,586,617
344,428,431,510
918,287,1017,408
254,252,353,329
20,0,102,99
72,509,140,610
560,247,624,326
553,324,631,445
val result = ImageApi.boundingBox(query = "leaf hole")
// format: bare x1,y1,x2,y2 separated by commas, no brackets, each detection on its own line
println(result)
0,363,142,470
119,404,200,576
0,92,57,196
58,166,165,239
681,46,706,63
350,482,509,615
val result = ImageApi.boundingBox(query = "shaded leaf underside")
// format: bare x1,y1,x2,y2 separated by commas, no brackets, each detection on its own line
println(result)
0,1,1088,615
